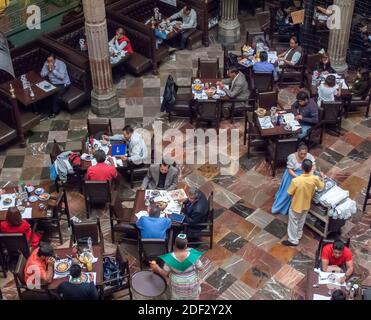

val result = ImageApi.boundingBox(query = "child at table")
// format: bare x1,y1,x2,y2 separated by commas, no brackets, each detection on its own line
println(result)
0,207,41,248
317,74,341,107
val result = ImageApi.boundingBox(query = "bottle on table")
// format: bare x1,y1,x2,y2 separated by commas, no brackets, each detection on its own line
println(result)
87,236,92,253
349,287,355,300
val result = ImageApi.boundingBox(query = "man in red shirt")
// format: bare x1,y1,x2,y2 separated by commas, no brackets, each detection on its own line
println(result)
86,150,117,181
321,239,354,283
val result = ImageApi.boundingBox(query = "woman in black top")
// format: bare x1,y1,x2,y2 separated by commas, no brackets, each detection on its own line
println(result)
316,54,335,74
351,68,370,97
57,264,99,300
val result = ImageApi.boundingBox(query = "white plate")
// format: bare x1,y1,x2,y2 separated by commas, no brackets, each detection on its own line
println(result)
212,94,220,99
35,188,44,195
55,260,71,274
193,78,202,84
38,193,50,201
28,195,38,202
217,90,226,97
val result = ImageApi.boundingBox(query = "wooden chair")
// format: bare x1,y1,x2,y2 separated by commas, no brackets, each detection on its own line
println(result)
84,180,112,219
109,192,135,243
256,89,281,111
266,138,299,176
197,58,221,78
100,245,132,300
320,100,344,136
87,118,113,137
243,115,266,158
229,99,251,123
305,53,322,74
48,189,71,245
314,237,351,269
279,53,306,87
70,217,105,253
252,71,274,93
362,172,371,213
49,139,83,194
184,192,214,250
12,253,52,300
345,89,371,118
195,100,221,134
163,75,193,123
0,233,30,274
245,31,267,47
138,238,169,270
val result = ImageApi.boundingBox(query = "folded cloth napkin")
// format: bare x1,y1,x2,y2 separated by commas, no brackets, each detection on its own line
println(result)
319,185,349,209
313,177,336,204
328,198,357,220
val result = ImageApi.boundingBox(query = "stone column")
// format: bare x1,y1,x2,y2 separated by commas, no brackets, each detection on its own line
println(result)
327,0,355,74
218,0,240,44
82,0,119,115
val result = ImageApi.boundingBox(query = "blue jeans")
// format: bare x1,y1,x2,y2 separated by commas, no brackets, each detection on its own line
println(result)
155,29,167,48
298,123,312,139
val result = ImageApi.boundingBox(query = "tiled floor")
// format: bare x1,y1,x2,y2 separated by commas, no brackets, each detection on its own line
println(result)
1,11,371,300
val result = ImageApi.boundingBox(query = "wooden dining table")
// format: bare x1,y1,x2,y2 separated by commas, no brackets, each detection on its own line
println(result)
0,186,52,221
255,114,302,138
79,137,127,171
305,269,361,300
308,73,351,98
130,189,187,227
48,245,103,291
0,71,59,107
191,77,231,103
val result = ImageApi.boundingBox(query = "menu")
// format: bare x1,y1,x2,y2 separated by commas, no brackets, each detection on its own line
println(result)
258,116,274,129
36,81,56,92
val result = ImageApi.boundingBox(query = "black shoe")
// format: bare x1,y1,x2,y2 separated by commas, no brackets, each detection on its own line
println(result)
48,113,56,119
281,240,298,247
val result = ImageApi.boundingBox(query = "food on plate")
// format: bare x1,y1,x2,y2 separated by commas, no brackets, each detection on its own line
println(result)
255,108,266,117
56,261,70,273
193,84,203,91
205,88,216,97
38,193,50,201
2,198,12,205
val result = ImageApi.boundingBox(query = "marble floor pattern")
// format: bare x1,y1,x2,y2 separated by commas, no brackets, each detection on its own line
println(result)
1,11,371,300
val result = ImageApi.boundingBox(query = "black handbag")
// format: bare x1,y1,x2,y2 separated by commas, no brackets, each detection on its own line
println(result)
103,256,120,286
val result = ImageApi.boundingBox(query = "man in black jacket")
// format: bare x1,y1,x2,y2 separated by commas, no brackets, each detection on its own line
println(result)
181,188,209,238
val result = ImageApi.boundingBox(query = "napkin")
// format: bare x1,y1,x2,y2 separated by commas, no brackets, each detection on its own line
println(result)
21,208,32,219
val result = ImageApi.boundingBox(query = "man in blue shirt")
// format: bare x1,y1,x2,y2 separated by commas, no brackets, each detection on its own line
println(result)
136,206,171,239
253,51,277,81
40,53,71,118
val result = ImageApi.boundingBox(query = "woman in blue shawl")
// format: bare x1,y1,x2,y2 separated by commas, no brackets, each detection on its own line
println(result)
272,143,316,215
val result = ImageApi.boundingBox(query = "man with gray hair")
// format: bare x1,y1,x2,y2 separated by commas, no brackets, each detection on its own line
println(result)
181,188,208,237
